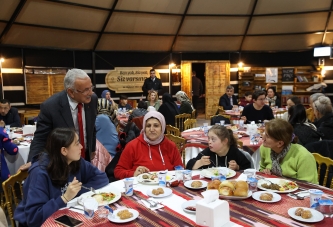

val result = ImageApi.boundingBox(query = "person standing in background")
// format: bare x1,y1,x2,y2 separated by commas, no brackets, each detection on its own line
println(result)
142,69,163,97
0,99,21,127
191,71,203,117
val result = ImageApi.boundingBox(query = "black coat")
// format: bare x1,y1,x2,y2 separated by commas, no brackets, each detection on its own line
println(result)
314,113,333,140
0,107,21,127
219,94,238,110
292,123,322,146
142,77,163,96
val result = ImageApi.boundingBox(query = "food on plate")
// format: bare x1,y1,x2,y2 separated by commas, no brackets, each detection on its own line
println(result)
191,181,203,188
17,137,25,141
142,174,149,179
237,131,248,137
261,183,281,191
282,181,298,190
185,206,196,211
141,173,158,181
295,208,304,216
152,187,164,195
231,125,238,131
211,180,248,197
117,209,133,220
259,193,273,201
261,180,298,191
233,187,248,197
235,181,248,190
301,210,312,219
13,139,20,145
92,192,116,204
207,179,221,190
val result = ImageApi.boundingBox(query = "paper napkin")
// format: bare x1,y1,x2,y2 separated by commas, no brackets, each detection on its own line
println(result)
140,199,164,210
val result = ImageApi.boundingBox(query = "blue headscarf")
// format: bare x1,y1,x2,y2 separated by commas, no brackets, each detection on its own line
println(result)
95,115,119,157
101,90,112,104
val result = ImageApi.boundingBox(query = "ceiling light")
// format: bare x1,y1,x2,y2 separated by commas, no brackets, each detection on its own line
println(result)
169,63,175,68
238,62,243,68
0,58,4,62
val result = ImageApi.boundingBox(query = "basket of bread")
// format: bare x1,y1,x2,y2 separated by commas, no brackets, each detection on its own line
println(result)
207,179,251,200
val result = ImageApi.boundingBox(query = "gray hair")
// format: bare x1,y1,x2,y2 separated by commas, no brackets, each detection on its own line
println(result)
64,69,89,90
226,85,234,90
313,96,332,116
310,93,324,103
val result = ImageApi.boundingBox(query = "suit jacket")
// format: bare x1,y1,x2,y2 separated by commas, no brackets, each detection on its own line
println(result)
142,77,163,96
219,93,238,110
28,90,97,162
0,107,21,127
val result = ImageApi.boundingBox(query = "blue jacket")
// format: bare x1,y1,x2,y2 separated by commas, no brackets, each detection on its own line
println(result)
0,127,19,181
14,153,109,227
96,114,119,157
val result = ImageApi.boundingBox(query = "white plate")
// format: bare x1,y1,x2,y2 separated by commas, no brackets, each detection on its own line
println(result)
146,187,173,198
288,207,324,223
181,200,197,214
201,167,236,179
219,191,252,200
108,208,139,223
137,173,173,185
78,189,121,206
257,178,298,193
225,110,233,112
252,191,281,203
184,180,208,189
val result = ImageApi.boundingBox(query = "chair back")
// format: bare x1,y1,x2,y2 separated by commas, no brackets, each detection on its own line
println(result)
166,125,180,136
312,153,333,189
210,114,231,125
239,149,254,169
165,134,186,152
184,119,197,131
306,108,315,122
132,116,144,131
174,113,191,132
2,170,29,227
191,109,196,119
179,143,208,166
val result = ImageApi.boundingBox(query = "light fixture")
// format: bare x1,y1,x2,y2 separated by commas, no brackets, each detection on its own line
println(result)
0,58,4,63
238,62,243,68
169,63,175,68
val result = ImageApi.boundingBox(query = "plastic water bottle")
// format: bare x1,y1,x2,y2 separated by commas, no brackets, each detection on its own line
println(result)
247,121,258,145
203,123,208,136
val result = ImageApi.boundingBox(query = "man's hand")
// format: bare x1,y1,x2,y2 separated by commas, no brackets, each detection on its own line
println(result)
0,120,5,127
18,162,31,172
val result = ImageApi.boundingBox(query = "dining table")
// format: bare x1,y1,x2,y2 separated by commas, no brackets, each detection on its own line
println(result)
181,126,262,169
42,170,333,227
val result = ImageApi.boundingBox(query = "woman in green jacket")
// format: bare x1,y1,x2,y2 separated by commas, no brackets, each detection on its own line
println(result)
260,118,318,184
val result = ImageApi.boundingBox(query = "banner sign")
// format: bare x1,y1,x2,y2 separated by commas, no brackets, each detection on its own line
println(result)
105,67,160,93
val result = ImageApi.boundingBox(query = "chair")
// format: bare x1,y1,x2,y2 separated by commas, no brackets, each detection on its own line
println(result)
2,170,29,227
165,134,186,152
212,104,224,115
237,140,243,149
184,119,197,131
306,108,315,122
312,153,333,189
239,149,254,169
191,109,196,119
210,114,231,125
179,143,208,166
175,113,191,132
132,116,144,131
166,125,180,136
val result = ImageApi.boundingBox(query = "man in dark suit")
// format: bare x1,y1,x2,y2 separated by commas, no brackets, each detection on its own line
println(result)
219,85,238,110
0,99,21,127
21,69,97,170
142,69,163,96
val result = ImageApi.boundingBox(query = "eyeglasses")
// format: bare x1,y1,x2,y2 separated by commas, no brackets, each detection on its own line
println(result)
74,86,94,95
257,98,266,101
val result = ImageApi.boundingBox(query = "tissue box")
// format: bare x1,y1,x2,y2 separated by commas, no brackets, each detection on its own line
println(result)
23,125,36,135
196,199,230,227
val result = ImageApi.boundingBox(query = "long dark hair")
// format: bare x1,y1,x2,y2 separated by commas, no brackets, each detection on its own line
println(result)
46,128,80,187
288,104,307,125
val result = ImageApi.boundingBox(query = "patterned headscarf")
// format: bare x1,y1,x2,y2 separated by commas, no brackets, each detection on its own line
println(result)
175,91,191,103
270,143,291,176
142,111,166,145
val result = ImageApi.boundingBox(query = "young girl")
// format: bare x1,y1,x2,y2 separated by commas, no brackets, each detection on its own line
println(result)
145,90,161,111
14,128,109,227
186,125,251,170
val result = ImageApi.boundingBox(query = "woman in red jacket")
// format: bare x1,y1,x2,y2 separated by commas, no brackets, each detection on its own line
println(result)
114,111,183,179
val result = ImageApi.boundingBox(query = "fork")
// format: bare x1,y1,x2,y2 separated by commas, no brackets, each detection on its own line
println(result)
142,199,158,208
81,185,96,194
256,175,273,184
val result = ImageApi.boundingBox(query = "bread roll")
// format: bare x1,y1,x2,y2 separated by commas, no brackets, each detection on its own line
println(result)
207,179,221,190
235,181,248,190
220,180,235,191
301,210,312,219
219,186,233,196
233,187,248,197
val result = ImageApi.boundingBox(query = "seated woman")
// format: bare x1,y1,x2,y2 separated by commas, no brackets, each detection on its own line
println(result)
288,104,322,146
145,90,161,111
313,96,333,140
266,87,281,108
308,93,325,122
241,90,274,123
114,111,183,179
14,128,109,227
282,96,301,121
158,93,180,126
186,125,251,171
175,91,193,114
259,119,318,184
101,89,117,109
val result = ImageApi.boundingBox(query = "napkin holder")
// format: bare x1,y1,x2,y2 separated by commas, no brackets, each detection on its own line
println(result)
23,125,36,135
196,190,230,227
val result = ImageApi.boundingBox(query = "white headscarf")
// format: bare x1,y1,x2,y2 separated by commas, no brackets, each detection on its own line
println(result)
142,111,166,145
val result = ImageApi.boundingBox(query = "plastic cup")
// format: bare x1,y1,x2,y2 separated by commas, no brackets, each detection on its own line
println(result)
244,168,256,178
5,125,10,133
220,120,225,126
97,206,109,218
124,178,134,196
203,123,208,127
83,198,98,219
158,171,167,187
183,170,192,182
174,165,184,181
215,123,221,125
239,120,244,128
309,189,323,208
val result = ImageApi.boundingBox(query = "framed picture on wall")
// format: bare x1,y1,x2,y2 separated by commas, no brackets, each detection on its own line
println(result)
282,68,294,82
266,68,278,83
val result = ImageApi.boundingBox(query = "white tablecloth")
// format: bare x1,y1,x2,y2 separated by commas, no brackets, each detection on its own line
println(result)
69,170,241,227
